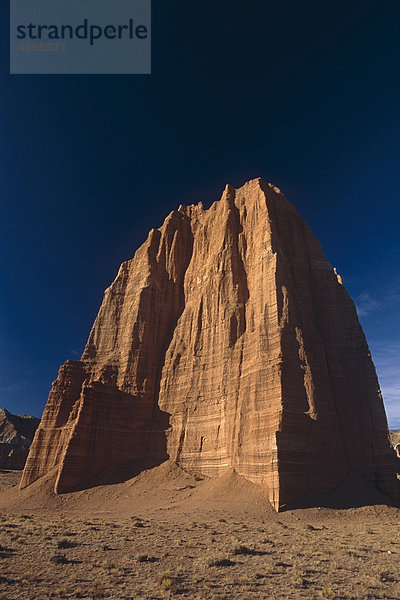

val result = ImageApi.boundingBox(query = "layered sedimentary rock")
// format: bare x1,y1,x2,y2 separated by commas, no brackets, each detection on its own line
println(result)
21,178,398,509
0,408,40,469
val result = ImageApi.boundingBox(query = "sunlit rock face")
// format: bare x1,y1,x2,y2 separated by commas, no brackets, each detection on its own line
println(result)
20,178,398,510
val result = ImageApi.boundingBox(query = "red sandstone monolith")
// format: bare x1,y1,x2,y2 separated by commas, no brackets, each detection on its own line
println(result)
20,179,398,510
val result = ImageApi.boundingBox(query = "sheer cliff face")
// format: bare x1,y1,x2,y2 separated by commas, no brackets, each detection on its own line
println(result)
20,178,398,510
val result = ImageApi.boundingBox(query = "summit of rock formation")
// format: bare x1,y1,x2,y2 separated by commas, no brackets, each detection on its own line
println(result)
0,408,40,470
20,178,398,510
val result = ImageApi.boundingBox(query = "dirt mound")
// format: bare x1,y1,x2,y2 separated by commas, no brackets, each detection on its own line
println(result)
1,461,398,525
0,461,275,521
180,469,276,520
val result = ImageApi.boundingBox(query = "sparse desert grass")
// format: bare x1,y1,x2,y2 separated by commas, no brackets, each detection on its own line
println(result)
57,537,79,549
49,552,69,564
0,473,400,599
207,555,236,567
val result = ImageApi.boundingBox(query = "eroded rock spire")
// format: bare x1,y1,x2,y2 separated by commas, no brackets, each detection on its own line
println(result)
21,178,398,510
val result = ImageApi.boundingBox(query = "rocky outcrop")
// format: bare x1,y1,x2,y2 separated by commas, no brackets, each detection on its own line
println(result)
0,408,40,470
20,178,398,509
390,430,400,449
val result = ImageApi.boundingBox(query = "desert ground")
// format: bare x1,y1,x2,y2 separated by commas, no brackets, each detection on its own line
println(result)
1,464,399,600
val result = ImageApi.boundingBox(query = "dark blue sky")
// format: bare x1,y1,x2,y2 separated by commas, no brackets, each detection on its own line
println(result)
1,1,399,425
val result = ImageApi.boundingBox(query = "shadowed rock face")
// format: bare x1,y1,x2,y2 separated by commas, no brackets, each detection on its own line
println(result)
20,179,398,510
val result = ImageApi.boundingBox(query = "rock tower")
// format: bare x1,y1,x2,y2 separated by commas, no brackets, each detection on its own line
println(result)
21,179,398,510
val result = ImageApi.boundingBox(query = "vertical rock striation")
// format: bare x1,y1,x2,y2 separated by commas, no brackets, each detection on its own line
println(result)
20,178,398,509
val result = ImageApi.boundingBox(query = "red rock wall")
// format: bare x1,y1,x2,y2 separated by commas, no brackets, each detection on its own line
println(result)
21,178,398,509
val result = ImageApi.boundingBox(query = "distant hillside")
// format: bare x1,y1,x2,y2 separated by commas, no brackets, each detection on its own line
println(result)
0,408,40,470
390,430,400,448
